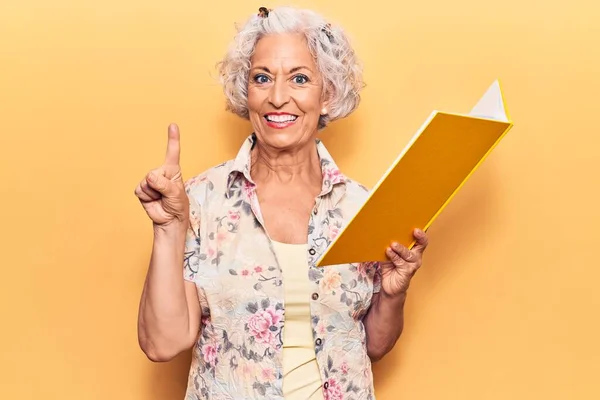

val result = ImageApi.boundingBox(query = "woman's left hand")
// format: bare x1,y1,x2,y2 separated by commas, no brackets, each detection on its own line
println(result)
380,228,429,297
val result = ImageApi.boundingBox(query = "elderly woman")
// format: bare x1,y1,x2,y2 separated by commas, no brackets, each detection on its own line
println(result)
135,6,429,400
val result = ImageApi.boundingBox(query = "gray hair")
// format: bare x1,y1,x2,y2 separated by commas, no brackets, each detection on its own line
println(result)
217,6,364,129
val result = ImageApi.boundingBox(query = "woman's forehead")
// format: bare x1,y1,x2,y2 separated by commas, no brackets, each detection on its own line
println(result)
251,33,317,72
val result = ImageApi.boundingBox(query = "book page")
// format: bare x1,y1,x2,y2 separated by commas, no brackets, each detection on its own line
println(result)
469,80,508,122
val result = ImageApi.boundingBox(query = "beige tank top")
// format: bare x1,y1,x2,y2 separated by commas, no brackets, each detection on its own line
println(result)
271,240,324,400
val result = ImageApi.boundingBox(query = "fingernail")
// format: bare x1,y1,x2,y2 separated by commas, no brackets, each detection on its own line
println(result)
148,172,156,182
416,229,423,235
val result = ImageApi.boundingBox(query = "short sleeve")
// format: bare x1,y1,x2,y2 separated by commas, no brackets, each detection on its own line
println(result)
372,262,382,293
183,189,202,282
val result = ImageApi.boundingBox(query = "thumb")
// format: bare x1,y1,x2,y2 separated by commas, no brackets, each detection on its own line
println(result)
146,171,174,195
412,228,429,253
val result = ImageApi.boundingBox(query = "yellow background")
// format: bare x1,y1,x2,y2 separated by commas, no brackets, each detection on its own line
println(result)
1,0,598,399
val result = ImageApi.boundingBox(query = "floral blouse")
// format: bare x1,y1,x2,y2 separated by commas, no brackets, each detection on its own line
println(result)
183,134,381,400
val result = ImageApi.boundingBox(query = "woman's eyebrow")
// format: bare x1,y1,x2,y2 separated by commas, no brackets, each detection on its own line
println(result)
250,66,313,74
289,66,313,73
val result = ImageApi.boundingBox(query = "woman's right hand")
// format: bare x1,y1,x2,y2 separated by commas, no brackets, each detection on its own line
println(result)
134,124,189,228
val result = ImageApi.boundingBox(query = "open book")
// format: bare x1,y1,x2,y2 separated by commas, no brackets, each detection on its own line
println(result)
316,80,514,266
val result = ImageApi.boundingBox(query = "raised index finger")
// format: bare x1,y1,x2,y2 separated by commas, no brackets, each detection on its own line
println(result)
164,123,180,166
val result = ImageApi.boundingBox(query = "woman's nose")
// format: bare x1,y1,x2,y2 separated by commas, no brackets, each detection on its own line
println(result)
268,79,290,108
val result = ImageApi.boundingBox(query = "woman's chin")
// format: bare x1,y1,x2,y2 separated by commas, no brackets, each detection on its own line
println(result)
254,123,307,146
264,130,315,149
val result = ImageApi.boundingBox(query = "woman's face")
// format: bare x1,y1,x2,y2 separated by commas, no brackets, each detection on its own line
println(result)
247,33,327,150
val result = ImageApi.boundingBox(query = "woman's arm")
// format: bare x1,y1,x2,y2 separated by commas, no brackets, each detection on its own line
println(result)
363,229,429,362
135,124,200,362
137,223,201,362
363,291,407,362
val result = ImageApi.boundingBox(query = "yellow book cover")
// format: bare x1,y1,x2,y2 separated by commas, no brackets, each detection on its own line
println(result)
316,80,514,267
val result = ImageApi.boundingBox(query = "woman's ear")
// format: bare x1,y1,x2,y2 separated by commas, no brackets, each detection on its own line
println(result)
321,87,333,116
321,97,331,116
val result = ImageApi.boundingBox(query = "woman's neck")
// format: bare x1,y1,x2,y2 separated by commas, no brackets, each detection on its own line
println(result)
250,138,322,186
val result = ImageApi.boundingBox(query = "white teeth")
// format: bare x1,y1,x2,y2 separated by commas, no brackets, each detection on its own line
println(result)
265,114,297,123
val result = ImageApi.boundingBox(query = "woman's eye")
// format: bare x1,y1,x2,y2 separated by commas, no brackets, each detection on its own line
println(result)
254,74,270,84
292,74,309,84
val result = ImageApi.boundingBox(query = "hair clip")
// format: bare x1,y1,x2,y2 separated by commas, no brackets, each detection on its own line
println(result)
321,23,333,40
258,7,271,18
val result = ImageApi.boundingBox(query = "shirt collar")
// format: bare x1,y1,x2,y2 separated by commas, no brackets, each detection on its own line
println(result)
226,134,347,198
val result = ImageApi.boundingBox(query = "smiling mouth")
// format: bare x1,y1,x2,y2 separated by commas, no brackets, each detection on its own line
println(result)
264,114,298,123
263,114,299,129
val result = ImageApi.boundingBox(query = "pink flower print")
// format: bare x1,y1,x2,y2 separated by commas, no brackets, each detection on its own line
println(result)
320,269,342,292
243,180,255,200
261,366,275,382
254,265,263,273
201,343,218,367
216,231,228,244
241,268,251,277
227,210,241,222
324,378,344,400
241,362,257,380
356,262,369,278
316,319,328,335
329,225,340,241
247,306,283,346
340,361,349,375
323,166,343,185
